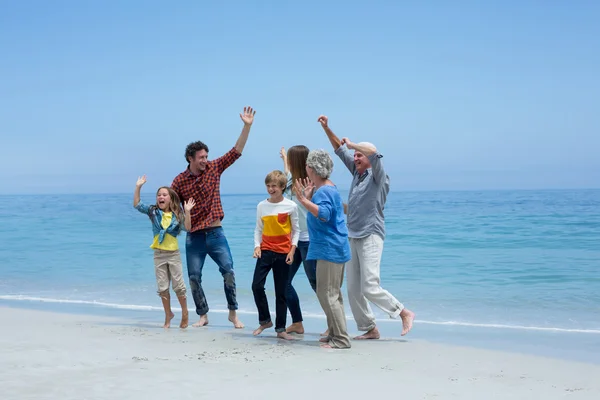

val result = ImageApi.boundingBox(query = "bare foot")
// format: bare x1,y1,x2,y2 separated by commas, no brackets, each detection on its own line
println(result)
320,343,333,348
400,309,415,336
180,311,189,329
277,331,295,340
320,329,329,337
354,327,380,340
253,321,273,336
163,312,175,329
228,311,245,329
192,314,208,327
319,336,330,343
286,322,305,334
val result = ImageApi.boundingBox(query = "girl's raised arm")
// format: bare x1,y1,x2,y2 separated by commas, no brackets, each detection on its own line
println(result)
133,175,146,207
183,199,196,231
280,147,289,174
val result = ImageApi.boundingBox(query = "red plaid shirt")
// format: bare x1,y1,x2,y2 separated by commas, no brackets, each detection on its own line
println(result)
171,147,241,232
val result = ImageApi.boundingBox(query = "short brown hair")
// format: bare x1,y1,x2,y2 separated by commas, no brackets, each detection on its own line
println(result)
265,170,287,189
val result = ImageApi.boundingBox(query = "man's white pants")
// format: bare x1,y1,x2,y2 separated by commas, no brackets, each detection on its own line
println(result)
346,234,404,332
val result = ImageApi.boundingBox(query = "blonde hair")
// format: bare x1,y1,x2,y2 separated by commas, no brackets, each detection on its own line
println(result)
264,170,287,189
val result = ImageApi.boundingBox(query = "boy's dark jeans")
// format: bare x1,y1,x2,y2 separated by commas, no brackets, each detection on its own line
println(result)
252,250,290,333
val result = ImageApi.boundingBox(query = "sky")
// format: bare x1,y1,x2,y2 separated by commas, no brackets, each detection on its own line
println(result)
1,0,599,194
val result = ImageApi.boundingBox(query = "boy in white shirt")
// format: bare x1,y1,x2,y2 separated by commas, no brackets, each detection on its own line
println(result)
252,170,300,340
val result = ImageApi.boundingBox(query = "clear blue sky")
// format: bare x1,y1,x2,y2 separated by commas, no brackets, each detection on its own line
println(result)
1,0,598,194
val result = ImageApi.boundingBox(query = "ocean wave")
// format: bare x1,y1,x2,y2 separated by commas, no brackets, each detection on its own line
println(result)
2,294,599,335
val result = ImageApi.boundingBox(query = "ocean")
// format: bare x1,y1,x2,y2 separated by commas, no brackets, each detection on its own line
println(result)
2,189,599,363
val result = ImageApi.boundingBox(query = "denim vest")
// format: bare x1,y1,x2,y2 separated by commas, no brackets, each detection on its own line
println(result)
135,201,183,243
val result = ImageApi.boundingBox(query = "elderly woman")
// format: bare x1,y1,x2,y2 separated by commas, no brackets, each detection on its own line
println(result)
294,149,351,349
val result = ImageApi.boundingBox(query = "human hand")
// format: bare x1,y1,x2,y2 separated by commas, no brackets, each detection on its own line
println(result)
253,247,261,258
293,178,315,202
317,115,328,128
136,175,147,187
286,250,294,265
240,106,256,125
341,137,355,149
279,147,286,159
184,198,196,212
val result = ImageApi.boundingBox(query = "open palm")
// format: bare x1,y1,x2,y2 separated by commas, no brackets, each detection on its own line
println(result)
184,198,196,212
294,178,315,201
240,106,256,125
136,175,146,187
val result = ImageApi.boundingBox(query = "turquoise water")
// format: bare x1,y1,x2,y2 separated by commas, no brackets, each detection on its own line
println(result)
1,190,599,362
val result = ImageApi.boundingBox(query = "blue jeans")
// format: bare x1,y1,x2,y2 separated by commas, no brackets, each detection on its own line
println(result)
285,240,317,323
185,227,238,316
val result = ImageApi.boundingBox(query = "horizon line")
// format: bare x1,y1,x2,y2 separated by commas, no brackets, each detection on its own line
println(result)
4,187,600,196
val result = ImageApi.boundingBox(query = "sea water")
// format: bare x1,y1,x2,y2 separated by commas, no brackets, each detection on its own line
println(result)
1,190,599,363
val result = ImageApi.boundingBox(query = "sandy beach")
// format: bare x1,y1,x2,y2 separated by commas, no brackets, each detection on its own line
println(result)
1,306,598,399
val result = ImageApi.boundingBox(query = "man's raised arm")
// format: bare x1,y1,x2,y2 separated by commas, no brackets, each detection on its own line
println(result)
342,139,376,157
317,115,341,150
213,106,256,174
234,106,256,154
318,115,355,174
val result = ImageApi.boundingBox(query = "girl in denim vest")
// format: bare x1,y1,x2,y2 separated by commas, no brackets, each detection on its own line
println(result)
134,175,194,329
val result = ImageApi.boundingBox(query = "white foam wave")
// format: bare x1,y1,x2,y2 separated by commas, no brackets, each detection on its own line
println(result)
2,294,599,335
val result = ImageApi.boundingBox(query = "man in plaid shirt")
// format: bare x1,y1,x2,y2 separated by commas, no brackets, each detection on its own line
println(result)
171,106,256,329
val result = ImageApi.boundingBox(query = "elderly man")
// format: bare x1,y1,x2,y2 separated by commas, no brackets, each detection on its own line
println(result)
318,115,415,339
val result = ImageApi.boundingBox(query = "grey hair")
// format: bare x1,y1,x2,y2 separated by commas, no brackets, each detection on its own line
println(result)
306,149,334,179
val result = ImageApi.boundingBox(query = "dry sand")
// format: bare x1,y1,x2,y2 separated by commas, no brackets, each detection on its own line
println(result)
1,306,599,399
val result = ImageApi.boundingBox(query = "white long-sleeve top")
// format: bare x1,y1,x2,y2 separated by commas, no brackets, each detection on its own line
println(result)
254,198,300,254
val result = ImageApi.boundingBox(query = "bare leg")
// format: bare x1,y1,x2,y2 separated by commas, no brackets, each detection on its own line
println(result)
160,292,174,329
400,308,415,336
192,314,208,327
228,310,244,329
253,321,273,336
177,296,189,329
286,322,305,334
354,327,380,340
277,331,295,340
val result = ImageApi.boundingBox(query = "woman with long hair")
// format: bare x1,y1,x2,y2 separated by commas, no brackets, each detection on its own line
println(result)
279,145,318,334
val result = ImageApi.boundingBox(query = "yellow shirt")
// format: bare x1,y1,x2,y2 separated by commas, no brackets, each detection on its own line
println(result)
150,212,179,251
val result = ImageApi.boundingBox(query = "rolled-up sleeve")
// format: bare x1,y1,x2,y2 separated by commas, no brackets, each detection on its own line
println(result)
135,201,151,215
367,152,386,183
334,145,356,175
213,147,242,174
316,198,333,222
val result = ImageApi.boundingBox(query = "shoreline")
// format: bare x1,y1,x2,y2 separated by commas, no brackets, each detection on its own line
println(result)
2,295,600,366
2,305,600,399
3,294,598,333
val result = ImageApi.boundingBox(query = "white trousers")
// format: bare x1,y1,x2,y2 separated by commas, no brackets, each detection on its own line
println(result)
346,234,404,331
